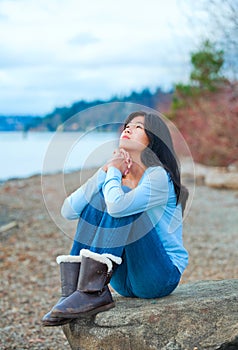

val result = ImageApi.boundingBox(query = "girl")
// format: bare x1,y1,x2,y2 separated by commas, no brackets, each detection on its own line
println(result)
42,111,189,326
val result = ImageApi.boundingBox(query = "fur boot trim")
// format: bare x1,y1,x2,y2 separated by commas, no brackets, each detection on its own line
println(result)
56,255,82,264
102,253,122,266
80,249,121,272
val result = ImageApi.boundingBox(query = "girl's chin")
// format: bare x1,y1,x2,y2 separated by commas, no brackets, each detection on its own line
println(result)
119,139,130,148
120,139,143,150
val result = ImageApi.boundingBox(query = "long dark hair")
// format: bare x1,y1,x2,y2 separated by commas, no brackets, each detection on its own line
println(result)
124,111,188,213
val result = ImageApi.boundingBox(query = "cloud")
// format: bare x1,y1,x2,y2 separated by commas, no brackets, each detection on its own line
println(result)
0,45,57,68
68,32,100,46
0,0,204,115
0,12,8,21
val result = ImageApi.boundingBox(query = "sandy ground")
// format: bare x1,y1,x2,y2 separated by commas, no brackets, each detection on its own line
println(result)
0,168,238,349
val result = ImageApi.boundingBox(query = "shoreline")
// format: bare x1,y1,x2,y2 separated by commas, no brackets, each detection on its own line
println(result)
2,154,238,188
0,166,99,185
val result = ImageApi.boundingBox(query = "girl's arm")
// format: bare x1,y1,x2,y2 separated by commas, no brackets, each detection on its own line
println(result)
61,168,106,220
102,166,170,217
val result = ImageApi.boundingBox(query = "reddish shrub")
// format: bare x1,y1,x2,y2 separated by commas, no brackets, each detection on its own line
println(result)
169,83,238,167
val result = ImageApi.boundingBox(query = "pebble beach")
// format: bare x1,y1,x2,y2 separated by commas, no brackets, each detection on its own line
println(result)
0,168,238,349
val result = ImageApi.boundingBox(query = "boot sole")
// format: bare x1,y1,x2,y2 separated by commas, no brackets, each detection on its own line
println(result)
53,301,115,319
41,318,73,327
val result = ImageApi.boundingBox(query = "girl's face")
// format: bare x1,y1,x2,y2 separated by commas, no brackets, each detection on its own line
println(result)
119,116,149,151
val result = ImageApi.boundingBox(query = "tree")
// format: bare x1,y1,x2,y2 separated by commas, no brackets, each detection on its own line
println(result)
172,39,225,111
169,40,238,167
190,40,224,90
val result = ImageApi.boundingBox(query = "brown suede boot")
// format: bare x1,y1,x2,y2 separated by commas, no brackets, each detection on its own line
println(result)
50,249,122,319
41,255,81,326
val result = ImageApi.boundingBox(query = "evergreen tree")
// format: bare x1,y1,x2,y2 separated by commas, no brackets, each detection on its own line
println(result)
190,40,224,90
172,40,225,111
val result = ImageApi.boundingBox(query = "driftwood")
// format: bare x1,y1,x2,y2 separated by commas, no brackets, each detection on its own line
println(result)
0,221,18,234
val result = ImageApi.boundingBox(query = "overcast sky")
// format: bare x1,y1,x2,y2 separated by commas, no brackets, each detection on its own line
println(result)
0,0,207,116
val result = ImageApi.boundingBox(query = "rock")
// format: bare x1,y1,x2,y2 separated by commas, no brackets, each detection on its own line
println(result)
180,158,238,189
227,161,238,173
205,169,238,189
62,279,238,350
181,158,208,185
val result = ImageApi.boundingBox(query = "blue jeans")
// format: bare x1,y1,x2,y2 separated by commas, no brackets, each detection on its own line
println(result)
70,189,181,298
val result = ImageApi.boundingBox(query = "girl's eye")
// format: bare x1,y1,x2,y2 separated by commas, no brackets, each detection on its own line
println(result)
124,123,144,130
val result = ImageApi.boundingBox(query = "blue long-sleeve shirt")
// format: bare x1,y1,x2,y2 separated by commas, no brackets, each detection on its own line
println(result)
61,166,188,273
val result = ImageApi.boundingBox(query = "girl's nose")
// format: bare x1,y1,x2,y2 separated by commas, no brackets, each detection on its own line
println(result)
125,126,131,134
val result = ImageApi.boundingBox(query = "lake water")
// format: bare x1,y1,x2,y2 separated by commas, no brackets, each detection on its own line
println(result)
0,131,118,181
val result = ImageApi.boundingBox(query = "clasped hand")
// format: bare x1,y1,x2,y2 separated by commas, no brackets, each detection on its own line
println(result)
103,148,132,176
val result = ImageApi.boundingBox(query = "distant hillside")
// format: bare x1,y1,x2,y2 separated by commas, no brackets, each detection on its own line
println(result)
0,87,172,132
0,116,42,132
42,87,172,132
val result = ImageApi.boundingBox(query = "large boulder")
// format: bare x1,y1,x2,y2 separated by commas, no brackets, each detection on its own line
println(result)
62,279,238,350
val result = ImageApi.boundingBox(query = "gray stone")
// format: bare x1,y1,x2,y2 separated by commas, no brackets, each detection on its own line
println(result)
180,158,238,189
205,170,238,189
62,279,238,350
